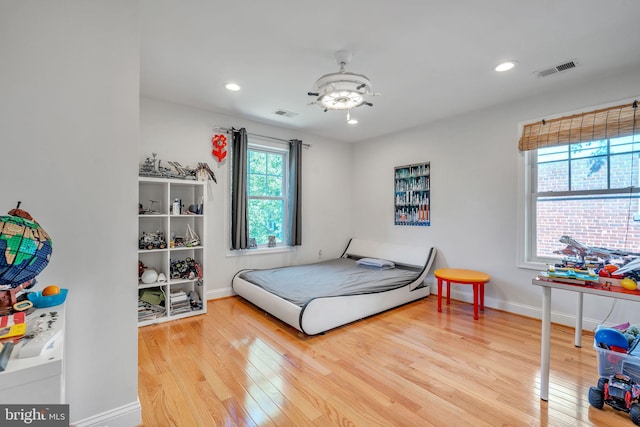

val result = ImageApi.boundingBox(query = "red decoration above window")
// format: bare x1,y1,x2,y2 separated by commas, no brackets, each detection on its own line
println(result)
211,134,227,162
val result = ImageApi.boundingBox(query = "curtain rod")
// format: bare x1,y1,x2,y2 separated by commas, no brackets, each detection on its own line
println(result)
213,126,311,148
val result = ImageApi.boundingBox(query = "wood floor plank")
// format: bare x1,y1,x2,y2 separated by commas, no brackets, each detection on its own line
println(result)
138,295,634,426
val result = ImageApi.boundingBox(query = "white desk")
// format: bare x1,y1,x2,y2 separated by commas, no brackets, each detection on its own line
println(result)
532,278,640,401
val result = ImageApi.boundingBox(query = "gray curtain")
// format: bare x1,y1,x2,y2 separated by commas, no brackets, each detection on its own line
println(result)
287,139,302,246
231,128,248,249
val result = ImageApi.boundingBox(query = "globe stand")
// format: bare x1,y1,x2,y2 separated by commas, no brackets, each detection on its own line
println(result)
0,288,19,315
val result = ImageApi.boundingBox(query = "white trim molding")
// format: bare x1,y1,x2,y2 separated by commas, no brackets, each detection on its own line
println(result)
71,400,141,427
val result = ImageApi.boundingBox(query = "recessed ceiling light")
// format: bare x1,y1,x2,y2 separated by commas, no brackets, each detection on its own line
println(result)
347,118,358,125
494,60,518,72
225,83,241,91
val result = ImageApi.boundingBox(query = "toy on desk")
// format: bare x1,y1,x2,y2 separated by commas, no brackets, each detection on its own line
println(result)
0,312,26,340
541,265,599,285
555,235,640,261
616,258,640,277
548,236,640,290
27,286,68,308
0,341,14,371
599,264,626,280
0,202,53,314
15,310,63,359
622,278,639,291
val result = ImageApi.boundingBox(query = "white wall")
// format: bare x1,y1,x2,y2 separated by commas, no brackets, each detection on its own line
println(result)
140,97,354,297
0,1,140,425
351,67,640,330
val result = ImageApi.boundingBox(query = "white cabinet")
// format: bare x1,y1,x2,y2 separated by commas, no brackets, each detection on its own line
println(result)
138,177,207,326
0,305,65,404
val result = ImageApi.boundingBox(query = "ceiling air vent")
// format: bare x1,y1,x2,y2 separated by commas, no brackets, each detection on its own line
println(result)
273,109,298,118
535,59,578,78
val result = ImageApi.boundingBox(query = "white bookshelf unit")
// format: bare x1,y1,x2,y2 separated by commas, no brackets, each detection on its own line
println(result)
137,177,207,326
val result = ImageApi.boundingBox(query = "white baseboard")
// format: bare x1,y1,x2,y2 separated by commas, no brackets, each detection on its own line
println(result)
432,285,603,333
71,399,141,427
207,286,234,300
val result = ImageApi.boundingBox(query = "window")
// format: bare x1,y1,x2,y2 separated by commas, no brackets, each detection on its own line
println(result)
521,100,640,265
531,137,640,261
230,128,302,251
247,145,287,246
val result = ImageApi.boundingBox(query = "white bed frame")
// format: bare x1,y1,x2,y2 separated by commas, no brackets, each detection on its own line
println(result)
232,239,437,335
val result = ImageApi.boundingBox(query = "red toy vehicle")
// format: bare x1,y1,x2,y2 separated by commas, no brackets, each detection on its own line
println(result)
589,372,640,425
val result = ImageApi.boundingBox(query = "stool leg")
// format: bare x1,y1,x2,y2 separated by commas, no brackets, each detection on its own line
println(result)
473,284,479,320
446,281,451,305
480,283,485,311
437,278,443,312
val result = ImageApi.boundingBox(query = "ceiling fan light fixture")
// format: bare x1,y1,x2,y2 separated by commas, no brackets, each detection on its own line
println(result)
313,71,372,110
308,50,377,117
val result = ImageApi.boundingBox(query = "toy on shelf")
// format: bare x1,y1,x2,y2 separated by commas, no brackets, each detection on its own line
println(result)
139,153,217,183
139,199,161,215
195,162,217,183
139,153,194,180
185,225,200,247
139,231,167,250
170,257,201,281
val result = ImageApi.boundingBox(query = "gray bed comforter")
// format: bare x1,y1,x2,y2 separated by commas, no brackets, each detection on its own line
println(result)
238,258,420,306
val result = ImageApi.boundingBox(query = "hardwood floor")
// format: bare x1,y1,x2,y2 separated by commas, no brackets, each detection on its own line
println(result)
138,295,633,426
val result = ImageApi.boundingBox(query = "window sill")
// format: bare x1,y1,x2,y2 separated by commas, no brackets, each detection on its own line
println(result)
518,256,559,272
226,246,297,257
518,261,547,272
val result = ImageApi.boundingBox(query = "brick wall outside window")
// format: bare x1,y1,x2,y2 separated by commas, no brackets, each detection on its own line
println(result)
536,154,640,258
537,198,640,258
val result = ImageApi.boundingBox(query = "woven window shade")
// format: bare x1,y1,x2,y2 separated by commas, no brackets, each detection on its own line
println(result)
518,101,638,151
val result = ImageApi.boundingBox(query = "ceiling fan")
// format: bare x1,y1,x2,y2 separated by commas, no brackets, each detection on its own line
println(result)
307,50,378,122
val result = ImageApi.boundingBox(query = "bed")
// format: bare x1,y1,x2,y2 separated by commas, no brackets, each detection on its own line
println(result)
231,238,437,335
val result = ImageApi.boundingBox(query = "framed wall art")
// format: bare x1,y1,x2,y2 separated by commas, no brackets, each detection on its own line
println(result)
394,162,430,226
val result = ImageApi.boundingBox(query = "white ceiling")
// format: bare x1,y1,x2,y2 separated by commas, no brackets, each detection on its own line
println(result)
140,0,640,143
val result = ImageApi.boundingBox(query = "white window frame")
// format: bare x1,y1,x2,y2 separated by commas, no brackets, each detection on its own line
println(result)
246,142,289,249
518,148,542,270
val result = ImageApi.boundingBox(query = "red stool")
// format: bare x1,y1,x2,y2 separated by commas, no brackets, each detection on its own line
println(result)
435,268,490,320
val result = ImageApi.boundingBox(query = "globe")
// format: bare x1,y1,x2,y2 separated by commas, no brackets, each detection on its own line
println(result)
0,204,53,289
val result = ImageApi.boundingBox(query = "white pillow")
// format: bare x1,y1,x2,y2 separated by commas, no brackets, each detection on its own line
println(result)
355,257,395,269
